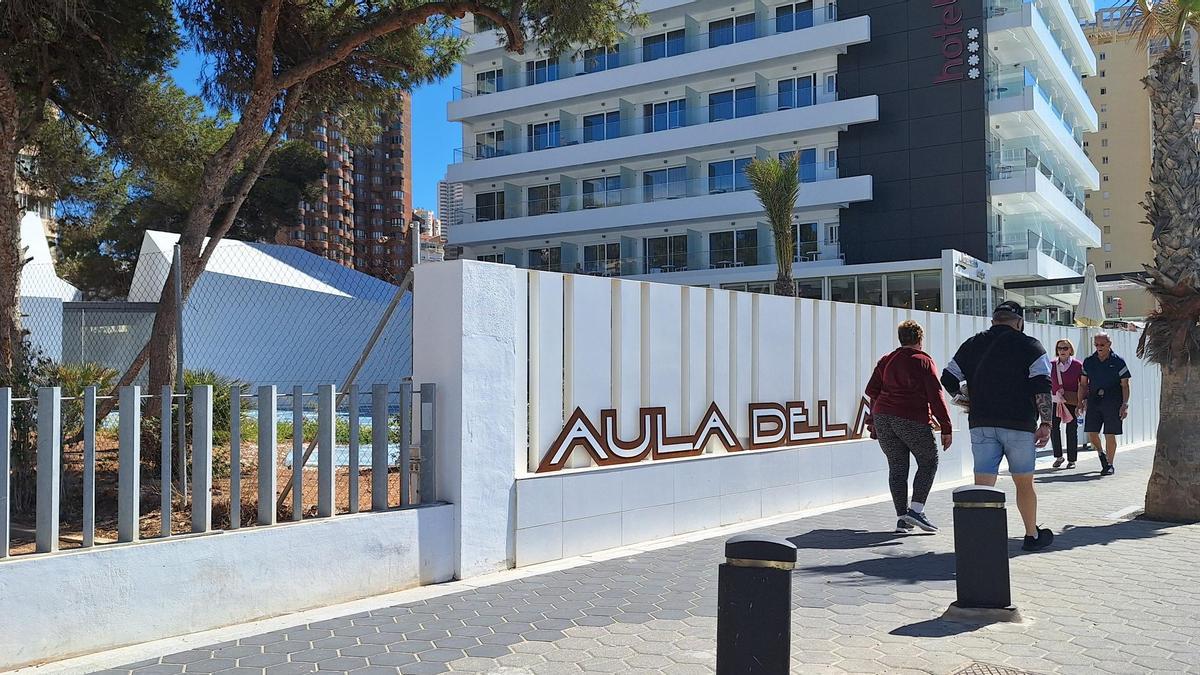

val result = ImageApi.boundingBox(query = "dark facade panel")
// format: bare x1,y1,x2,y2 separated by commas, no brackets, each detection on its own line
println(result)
838,0,991,265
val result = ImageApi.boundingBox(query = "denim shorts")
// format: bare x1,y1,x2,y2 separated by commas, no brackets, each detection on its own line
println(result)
970,427,1037,475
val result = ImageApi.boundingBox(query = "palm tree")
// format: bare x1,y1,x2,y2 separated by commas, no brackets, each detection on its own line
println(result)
1127,0,1200,522
746,153,801,296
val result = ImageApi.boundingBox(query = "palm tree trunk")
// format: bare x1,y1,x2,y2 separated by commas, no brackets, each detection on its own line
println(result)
1145,364,1200,522
1141,47,1200,522
773,227,795,297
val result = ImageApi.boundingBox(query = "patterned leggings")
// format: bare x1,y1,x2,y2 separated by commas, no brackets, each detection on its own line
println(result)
873,413,940,517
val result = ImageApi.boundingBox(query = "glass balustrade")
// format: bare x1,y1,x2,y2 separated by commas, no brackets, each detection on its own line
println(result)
454,90,839,161
452,4,839,99
989,64,1084,146
456,164,839,222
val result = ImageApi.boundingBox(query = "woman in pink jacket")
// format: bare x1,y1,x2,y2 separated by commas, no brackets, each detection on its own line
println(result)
1050,338,1084,468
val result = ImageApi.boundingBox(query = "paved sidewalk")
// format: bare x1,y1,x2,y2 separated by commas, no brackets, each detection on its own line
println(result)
101,445,1200,674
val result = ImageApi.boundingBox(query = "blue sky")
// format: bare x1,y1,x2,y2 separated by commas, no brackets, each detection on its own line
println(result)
170,51,459,216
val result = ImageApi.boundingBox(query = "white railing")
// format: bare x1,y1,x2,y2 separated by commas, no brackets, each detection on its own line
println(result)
0,381,436,558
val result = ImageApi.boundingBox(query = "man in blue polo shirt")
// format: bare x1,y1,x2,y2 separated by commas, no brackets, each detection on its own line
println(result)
1077,332,1131,476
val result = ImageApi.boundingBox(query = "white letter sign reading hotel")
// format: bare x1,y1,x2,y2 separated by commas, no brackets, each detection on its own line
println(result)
536,397,872,473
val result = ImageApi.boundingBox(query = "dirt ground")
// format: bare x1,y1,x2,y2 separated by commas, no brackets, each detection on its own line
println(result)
6,431,421,556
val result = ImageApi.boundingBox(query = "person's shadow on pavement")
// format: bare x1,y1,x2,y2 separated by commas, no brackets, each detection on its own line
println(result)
787,528,929,551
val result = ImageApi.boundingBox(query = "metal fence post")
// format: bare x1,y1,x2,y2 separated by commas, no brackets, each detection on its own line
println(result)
371,383,388,511
191,385,213,533
173,243,187,501
419,383,437,504
317,384,335,518
229,385,241,529
257,385,277,526
117,386,141,543
36,387,62,553
715,534,797,674
83,386,97,546
160,385,172,538
292,385,303,521
398,381,411,506
0,388,10,558
347,384,359,514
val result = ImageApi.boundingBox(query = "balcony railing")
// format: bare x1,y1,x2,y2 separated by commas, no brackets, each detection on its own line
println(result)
515,244,842,277
987,142,1088,212
992,229,1086,274
457,165,840,223
986,0,1087,84
989,64,1084,146
453,4,839,99
455,90,838,161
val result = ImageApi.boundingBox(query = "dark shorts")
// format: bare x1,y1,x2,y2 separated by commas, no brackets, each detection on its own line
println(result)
1085,397,1123,435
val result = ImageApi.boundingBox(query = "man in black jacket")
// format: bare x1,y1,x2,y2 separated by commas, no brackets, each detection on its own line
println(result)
942,301,1056,552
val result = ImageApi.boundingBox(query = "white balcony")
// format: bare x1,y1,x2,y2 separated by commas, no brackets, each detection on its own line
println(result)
990,168,1101,247
448,15,869,121
989,88,1099,189
446,95,877,183
450,174,871,245
988,1,1098,130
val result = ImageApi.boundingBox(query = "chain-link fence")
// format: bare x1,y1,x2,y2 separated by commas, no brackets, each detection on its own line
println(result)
20,231,413,392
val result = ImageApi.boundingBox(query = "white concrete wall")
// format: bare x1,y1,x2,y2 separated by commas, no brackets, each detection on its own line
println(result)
413,261,524,579
0,504,455,671
508,269,1159,565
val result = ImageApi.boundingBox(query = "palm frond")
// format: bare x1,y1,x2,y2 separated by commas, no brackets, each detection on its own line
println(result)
1125,0,1200,51
746,153,800,295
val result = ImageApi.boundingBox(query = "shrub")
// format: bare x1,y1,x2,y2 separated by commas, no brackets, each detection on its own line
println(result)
42,361,118,435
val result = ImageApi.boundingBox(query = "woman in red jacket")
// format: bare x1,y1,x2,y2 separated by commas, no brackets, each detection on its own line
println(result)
1049,338,1084,469
865,320,954,534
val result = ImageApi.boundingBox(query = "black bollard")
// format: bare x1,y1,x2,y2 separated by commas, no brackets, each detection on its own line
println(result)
715,533,797,675
950,486,1013,611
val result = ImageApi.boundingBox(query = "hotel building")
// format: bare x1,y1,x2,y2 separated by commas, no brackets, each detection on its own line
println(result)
445,0,1100,318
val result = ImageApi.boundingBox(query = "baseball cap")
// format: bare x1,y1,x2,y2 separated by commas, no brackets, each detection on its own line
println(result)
993,300,1024,317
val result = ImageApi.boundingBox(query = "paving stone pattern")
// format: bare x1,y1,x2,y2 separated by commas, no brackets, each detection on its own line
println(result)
108,446,1200,674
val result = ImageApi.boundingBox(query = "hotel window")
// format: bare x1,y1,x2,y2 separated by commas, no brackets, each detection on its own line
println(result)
525,58,559,86
1102,156,1109,164
527,184,561,216
707,157,752,193
583,242,622,275
776,1,815,32
1103,208,1112,217
709,86,757,121
582,111,621,142
830,276,856,303
583,45,620,73
641,29,686,61
886,273,914,309
1104,225,1112,233
825,148,838,170
778,75,815,110
1099,51,1106,60
477,253,503,263
1104,243,1113,252
914,271,941,312
528,247,561,271
1101,122,1109,130
1105,260,1113,269
826,222,839,244
1100,104,1108,113
643,234,689,272
582,176,622,208
1103,191,1111,199
1100,87,1107,95
642,98,686,132
475,191,505,221
780,148,819,182
643,166,688,201
1100,70,1106,77
793,222,819,260
1103,174,1110,181
390,190,404,200
796,278,824,299
475,69,504,95
708,229,758,267
1101,139,1109,147
526,121,560,151
708,13,756,48
825,73,837,94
